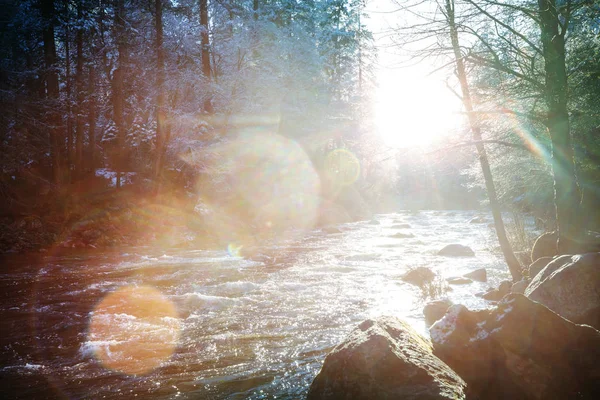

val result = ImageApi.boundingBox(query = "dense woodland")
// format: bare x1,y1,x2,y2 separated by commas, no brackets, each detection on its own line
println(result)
1,0,600,257
0,0,382,251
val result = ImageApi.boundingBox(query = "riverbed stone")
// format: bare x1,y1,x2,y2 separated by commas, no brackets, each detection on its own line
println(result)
464,268,487,282
469,216,486,224
430,294,600,400
307,316,467,400
389,232,414,239
531,231,557,262
527,256,553,279
525,252,600,329
437,244,475,257
424,299,453,327
402,267,435,286
447,277,472,285
481,280,512,301
510,279,528,295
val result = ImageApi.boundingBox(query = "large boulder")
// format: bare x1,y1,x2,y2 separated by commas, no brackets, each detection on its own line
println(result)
531,231,600,263
527,256,553,279
307,316,467,400
530,231,557,263
437,244,475,257
525,252,600,329
430,294,600,399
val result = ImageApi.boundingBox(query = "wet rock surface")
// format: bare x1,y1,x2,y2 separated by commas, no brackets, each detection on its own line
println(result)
463,268,487,282
308,316,467,400
437,244,475,257
402,267,436,286
424,299,454,327
430,294,600,400
525,252,600,329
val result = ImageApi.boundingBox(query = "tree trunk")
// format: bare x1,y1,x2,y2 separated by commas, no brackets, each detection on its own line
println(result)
88,67,97,174
41,0,61,185
65,25,74,182
445,0,522,281
113,0,127,189
75,2,84,181
537,0,582,253
200,0,213,113
154,0,167,190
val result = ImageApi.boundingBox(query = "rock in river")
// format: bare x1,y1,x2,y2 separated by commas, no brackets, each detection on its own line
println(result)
389,232,415,239
525,252,600,329
401,267,435,286
464,268,487,282
527,256,553,279
430,294,600,400
437,244,474,257
446,277,472,285
307,316,467,400
424,299,454,327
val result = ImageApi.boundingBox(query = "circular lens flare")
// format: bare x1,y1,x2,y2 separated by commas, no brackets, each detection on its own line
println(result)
87,285,181,375
324,149,360,187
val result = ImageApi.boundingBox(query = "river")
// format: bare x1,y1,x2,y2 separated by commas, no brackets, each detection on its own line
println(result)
1,211,515,399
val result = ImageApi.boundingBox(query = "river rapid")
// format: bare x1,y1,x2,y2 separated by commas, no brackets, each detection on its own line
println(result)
1,211,516,399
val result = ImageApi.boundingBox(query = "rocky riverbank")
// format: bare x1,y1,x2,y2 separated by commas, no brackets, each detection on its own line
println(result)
307,252,600,399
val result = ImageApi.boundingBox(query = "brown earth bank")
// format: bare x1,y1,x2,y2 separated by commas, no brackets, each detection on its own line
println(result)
0,177,374,255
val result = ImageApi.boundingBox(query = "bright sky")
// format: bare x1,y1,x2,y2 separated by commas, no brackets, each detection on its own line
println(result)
365,1,464,149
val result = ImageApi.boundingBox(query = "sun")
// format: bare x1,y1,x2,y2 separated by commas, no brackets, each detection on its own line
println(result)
374,68,463,148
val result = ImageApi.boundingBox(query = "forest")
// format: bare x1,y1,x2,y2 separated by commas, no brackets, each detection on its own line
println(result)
1,0,599,257
1,0,599,259
1,1,600,399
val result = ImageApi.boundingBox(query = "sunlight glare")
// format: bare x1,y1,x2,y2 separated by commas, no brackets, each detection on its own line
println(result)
374,68,463,149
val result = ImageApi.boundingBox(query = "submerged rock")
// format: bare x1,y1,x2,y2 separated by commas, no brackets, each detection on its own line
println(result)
424,299,453,327
430,294,600,400
447,277,472,285
401,267,435,286
391,223,411,229
464,268,487,282
525,252,600,329
389,232,415,239
322,226,342,234
307,316,467,400
469,216,486,224
437,244,474,257
368,219,380,225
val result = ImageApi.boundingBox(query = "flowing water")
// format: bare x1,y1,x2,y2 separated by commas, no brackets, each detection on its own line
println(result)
1,211,516,399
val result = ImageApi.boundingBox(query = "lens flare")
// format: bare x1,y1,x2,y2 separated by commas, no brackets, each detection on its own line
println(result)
324,148,361,187
189,130,320,249
87,285,181,375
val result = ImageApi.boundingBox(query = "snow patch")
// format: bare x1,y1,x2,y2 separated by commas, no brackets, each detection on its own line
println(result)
430,304,464,345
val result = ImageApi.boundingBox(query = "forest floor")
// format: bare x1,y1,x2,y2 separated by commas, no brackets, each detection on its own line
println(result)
0,182,216,254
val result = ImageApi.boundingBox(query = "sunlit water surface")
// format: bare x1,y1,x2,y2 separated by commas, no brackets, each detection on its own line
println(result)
1,211,520,399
